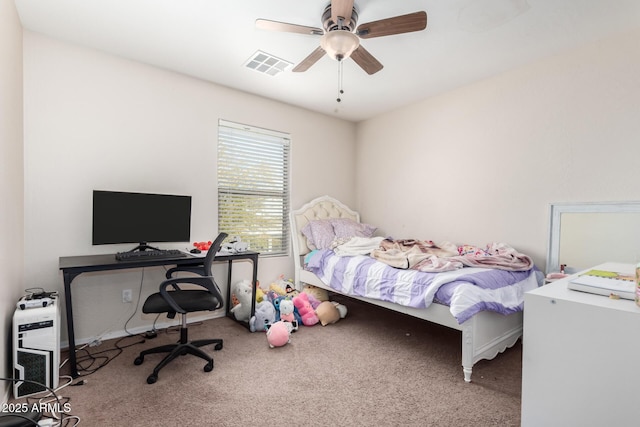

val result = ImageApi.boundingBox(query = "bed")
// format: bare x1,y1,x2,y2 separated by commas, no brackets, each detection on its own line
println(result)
290,195,542,382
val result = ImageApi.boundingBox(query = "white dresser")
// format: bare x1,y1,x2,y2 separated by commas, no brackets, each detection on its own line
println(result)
521,262,640,427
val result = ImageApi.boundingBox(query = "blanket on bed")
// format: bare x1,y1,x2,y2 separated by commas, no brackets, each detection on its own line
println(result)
370,239,459,269
305,249,543,324
355,238,534,272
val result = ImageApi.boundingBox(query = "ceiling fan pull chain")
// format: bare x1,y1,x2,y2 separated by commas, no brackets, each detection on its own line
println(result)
337,61,344,103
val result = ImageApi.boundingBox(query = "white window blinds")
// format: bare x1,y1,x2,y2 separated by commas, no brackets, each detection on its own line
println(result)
217,120,291,256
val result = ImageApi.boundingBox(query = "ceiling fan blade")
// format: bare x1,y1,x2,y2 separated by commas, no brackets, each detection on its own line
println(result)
331,0,354,25
256,19,323,36
356,11,427,39
292,46,326,72
350,45,383,75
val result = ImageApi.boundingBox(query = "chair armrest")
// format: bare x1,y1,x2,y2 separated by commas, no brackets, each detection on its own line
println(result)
165,266,206,279
159,276,222,314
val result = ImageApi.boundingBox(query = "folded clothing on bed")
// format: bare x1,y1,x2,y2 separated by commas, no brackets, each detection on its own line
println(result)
305,249,543,324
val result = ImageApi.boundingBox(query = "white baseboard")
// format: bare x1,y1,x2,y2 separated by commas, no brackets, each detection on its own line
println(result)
60,311,225,349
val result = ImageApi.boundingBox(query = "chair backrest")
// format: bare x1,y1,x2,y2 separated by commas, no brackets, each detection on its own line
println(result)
204,232,228,276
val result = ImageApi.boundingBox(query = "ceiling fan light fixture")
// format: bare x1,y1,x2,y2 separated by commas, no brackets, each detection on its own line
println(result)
321,30,359,61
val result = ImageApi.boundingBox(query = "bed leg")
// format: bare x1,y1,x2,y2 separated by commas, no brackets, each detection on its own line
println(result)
463,366,472,383
462,320,474,383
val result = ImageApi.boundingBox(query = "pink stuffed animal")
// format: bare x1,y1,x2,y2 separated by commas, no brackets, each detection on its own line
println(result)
265,321,293,348
293,292,319,326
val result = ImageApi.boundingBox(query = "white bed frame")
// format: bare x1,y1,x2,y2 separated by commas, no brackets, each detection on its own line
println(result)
290,195,523,382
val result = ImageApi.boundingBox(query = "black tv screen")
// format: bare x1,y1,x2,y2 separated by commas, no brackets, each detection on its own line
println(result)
92,190,192,246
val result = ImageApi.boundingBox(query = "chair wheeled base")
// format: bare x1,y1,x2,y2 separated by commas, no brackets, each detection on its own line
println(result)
134,315,223,384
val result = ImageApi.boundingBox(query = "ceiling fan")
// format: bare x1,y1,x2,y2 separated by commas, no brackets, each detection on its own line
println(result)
256,0,428,75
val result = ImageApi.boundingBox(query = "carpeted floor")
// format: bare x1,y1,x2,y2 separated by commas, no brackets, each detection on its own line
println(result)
31,296,523,426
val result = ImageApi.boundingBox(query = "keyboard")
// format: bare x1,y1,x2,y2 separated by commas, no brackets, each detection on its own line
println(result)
115,249,188,261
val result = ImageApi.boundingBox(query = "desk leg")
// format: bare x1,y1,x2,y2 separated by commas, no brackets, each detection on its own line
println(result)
63,272,80,378
250,255,258,323
225,260,233,317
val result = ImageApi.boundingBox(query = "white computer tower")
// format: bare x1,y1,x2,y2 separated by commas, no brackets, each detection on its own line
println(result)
13,297,60,398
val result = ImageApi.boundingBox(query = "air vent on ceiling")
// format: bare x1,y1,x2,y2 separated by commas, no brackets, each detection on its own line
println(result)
244,50,292,76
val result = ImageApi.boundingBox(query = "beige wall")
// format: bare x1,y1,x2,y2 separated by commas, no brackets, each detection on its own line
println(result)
0,0,24,396
22,32,356,344
356,28,640,271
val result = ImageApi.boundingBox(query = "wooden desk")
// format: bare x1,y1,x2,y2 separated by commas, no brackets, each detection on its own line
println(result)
59,251,259,378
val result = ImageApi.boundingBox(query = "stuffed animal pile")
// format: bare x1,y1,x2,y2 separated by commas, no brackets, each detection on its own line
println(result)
249,277,348,348
231,275,348,349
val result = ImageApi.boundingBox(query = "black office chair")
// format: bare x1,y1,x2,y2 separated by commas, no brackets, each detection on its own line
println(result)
134,232,228,384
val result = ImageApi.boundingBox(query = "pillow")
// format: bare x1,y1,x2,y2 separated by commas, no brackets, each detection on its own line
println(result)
330,218,377,239
301,219,336,250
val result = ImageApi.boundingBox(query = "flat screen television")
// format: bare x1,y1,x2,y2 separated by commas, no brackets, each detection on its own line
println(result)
92,190,192,251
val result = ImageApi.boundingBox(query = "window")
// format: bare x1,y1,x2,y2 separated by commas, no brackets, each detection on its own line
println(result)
217,120,290,256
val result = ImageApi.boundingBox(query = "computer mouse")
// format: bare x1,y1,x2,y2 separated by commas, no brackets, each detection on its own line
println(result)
190,248,201,254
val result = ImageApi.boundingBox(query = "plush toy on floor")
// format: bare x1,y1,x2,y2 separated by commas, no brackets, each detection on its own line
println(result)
278,298,297,323
269,274,291,296
293,292,319,326
255,286,265,303
249,300,276,332
265,321,294,348
315,301,348,326
229,279,252,322
302,284,329,302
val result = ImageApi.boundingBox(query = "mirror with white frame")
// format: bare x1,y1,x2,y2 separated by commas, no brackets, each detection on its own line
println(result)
546,201,640,274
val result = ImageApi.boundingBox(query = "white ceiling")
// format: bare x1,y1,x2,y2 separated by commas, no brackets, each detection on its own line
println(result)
14,0,640,122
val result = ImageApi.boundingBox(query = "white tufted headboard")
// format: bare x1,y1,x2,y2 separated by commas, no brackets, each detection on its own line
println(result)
289,195,359,285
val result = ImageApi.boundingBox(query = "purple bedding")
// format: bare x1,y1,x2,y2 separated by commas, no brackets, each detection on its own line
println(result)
305,249,543,324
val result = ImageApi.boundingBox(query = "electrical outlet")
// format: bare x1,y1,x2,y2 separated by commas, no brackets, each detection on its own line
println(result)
122,289,133,303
